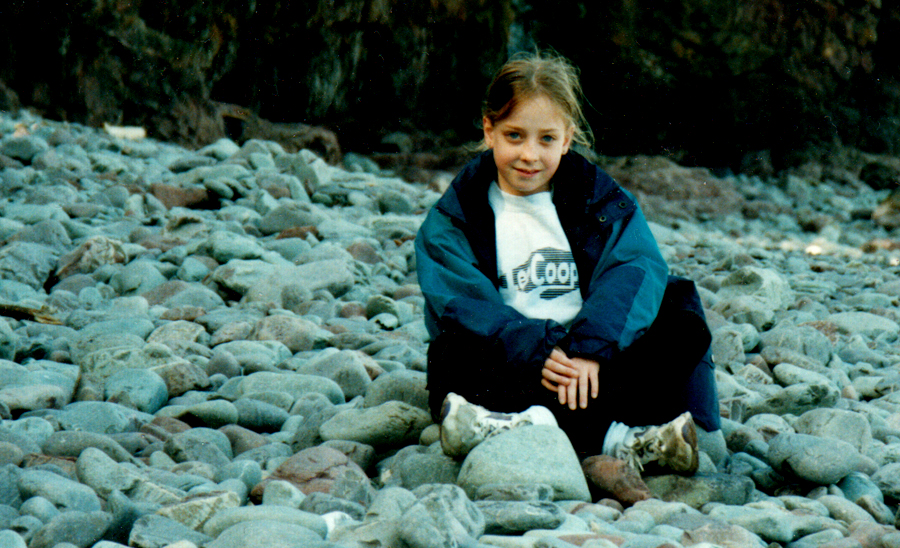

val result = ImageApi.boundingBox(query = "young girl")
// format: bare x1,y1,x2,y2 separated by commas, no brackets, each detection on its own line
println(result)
415,52,720,489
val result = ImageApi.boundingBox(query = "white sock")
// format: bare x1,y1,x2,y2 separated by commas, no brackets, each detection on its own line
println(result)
602,421,631,456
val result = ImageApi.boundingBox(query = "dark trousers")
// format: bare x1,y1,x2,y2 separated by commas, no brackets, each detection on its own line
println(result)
426,276,721,457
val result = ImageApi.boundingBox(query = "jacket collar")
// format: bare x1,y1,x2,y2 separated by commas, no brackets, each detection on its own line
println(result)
432,149,637,289
436,149,622,223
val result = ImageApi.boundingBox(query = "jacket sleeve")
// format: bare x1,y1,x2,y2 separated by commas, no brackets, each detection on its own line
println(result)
415,207,568,373
559,201,668,363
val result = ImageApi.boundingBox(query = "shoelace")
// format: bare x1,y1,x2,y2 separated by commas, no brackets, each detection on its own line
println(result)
616,427,660,472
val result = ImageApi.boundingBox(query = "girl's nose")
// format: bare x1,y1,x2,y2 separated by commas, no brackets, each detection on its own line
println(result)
520,140,537,161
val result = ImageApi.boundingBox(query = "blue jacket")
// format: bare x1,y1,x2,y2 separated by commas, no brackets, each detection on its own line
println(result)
415,150,669,374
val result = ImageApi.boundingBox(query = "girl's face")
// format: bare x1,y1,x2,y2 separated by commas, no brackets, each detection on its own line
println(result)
483,93,574,196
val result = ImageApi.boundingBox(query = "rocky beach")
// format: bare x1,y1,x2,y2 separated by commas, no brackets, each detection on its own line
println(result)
0,108,899,548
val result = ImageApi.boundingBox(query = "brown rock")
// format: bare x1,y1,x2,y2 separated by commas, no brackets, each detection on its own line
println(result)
582,455,650,506
142,280,193,306
219,424,271,456
393,285,423,300
604,156,744,222
150,183,216,210
249,446,366,501
22,454,78,477
147,416,192,435
847,521,900,548
277,226,320,240
558,533,626,546
346,241,381,264
135,234,186,252
160,306,208,322
339,302,367,319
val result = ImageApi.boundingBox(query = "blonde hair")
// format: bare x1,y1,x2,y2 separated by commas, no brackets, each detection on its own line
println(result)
483,51,594,150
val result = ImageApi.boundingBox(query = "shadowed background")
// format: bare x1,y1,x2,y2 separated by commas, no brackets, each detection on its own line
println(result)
1,0,899,173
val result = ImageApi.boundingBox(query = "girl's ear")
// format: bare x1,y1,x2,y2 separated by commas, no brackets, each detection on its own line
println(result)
482,116,495,149
561,125,575,155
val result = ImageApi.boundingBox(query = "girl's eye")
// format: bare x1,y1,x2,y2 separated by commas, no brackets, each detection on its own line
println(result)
507,132,520,140
542,135,556,143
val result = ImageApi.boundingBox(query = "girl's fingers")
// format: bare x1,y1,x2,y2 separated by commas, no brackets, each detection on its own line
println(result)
579,369,589,409
541,368,571,386
567,377,578,410
541,378,558,392
544,359,578,378
590,365,599,399
557,383,566,406
550,347,573,366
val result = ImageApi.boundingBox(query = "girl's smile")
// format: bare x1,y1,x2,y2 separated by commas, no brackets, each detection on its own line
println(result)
483,94,575,196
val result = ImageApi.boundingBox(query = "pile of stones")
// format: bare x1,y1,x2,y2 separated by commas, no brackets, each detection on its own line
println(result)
0,110,899,548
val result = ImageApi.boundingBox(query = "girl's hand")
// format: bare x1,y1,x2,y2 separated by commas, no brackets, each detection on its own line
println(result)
563,356,600,410
542,347,577,392
541,347,600,409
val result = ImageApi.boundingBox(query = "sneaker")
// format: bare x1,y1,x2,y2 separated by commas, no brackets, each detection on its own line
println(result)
614,412,699,475
439,393,558,457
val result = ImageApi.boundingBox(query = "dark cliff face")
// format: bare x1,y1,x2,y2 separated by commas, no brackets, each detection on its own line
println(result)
0,0,511,153
517,0,900,170
1,1,898,170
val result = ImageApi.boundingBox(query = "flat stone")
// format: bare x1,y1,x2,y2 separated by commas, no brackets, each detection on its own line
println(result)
0,441,23,466
261,480,307,509
104,368,169,414
174,400,240,428
793,408,873,454
238,371,344,404
75,447,146,499
668,513,767,548
232,398,289,432
299,491,365,520
156,490,242,531
838,472,884,504
250,314,333,353
243,260,356,305
816,494,876,524
164,427,233,467
319,440,376,471
744,382,840,419
293,349,373,399
397,484,485,548
18,469,102,512
205,520,325,548
128,514,213,548
768,433,861,485
319,400,431,448
378,443,461,490
707,505,839,544
645,473,755,509
148,320,209,344
201,505,328,538
77,341,209,398
363,369,429,411
457,425,590,502
871,462,900,500
28,510,110,548
826,312,900,338
476,500,565,535
218,424,271,456
0,530,25,548
42,431,135,463
56,401,154,434
716,266,794,310
474,484,555,502
213,340,292,373
0,242,59,290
